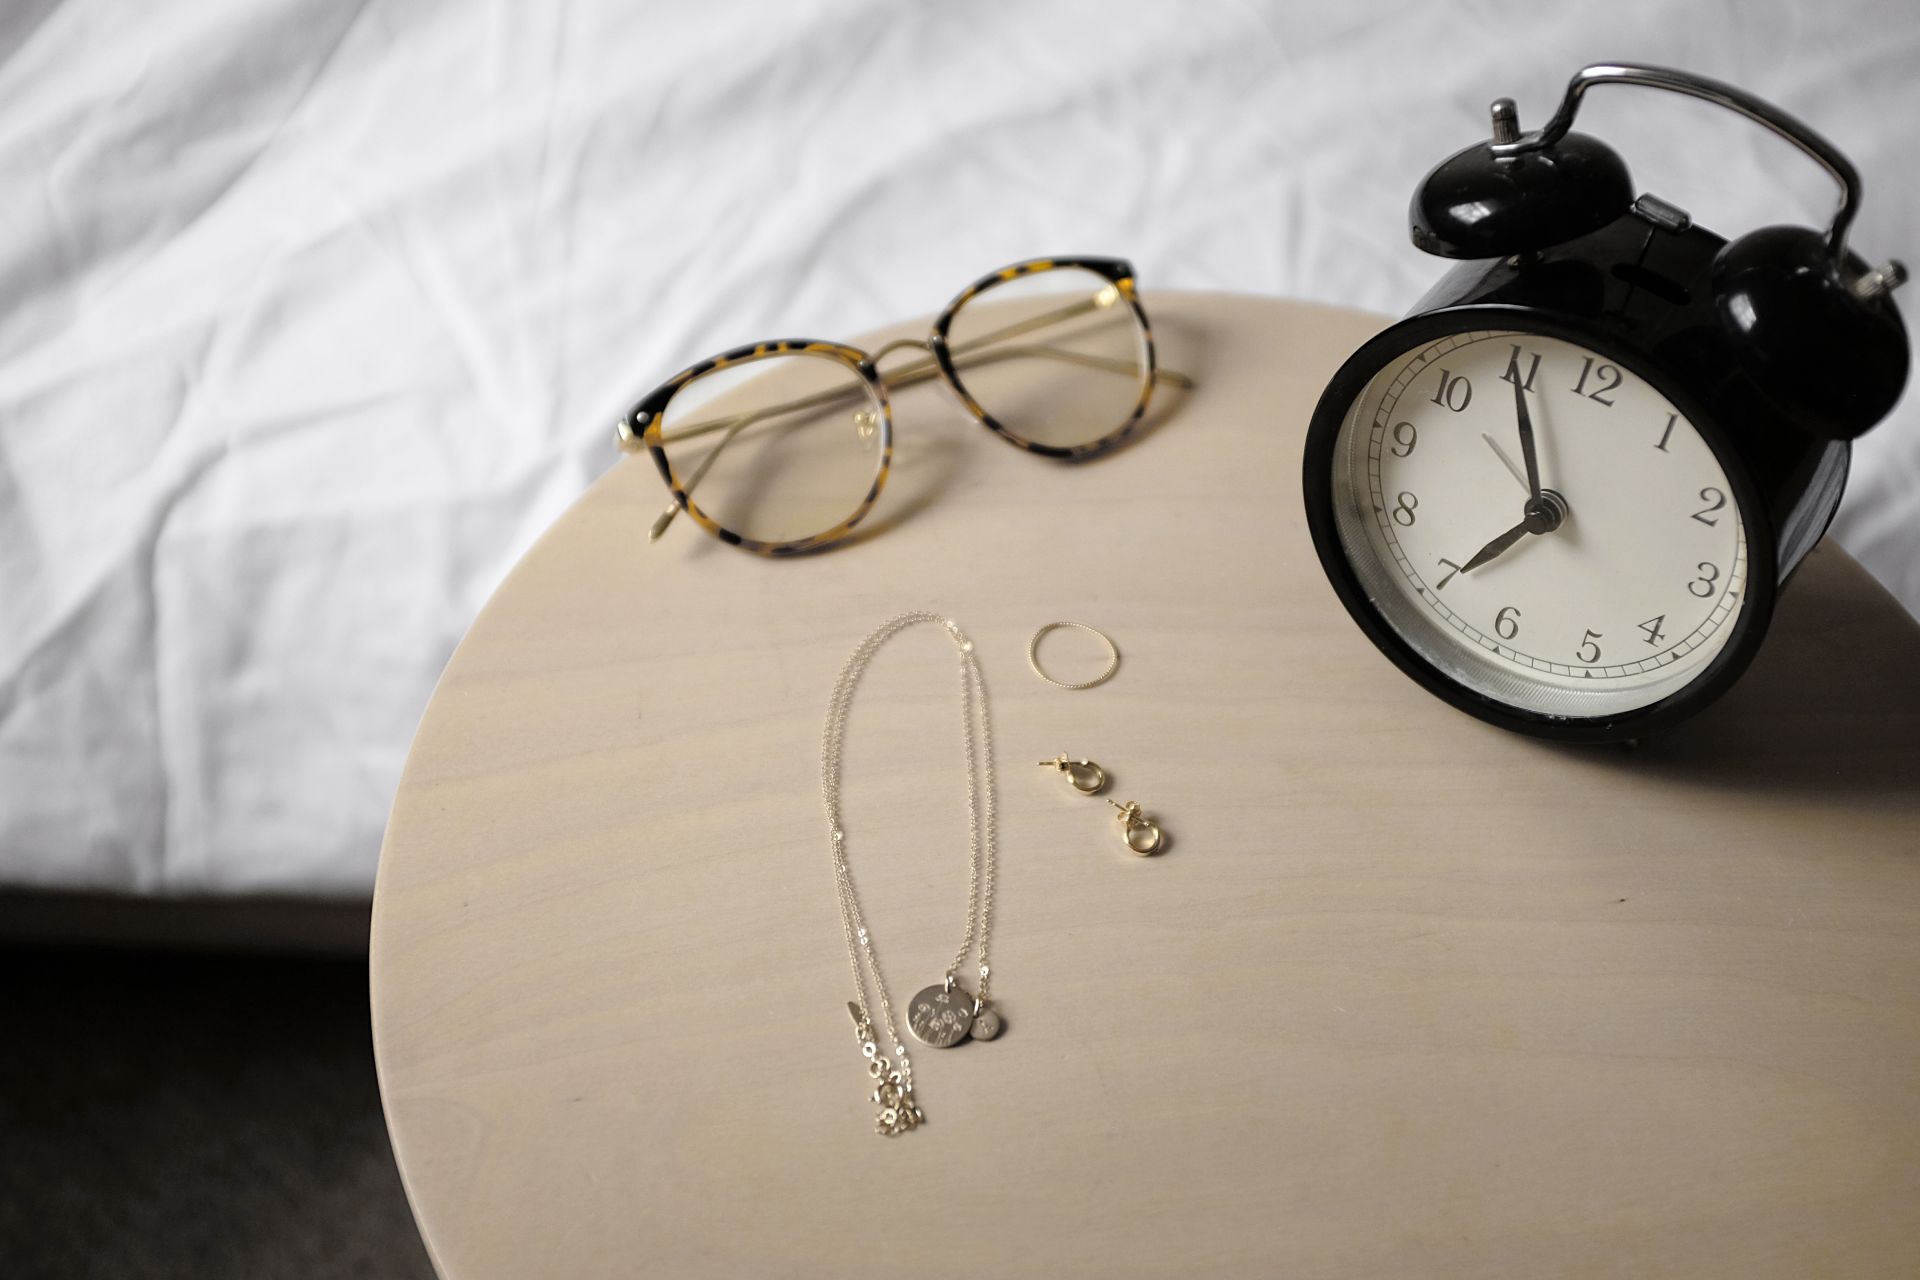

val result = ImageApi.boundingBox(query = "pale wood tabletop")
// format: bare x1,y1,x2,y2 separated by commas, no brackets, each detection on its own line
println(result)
371,293,1920,1279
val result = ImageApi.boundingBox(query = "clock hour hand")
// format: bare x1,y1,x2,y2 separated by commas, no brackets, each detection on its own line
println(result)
1512,378,1542,501
1459,489,1569,573
1459,515,1535,574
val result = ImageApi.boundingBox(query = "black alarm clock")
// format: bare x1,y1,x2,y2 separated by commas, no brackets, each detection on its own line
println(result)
1303,63,1909,744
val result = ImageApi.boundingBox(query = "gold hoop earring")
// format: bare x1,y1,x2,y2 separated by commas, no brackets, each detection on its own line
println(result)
1039,755,1107,795
1108,800,1164,856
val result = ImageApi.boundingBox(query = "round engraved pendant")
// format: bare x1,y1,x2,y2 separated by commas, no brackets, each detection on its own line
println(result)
907,984,975,1048
970,1005,1002,1041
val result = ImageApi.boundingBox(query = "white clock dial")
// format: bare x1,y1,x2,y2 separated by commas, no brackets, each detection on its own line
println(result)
1329,329,1749,719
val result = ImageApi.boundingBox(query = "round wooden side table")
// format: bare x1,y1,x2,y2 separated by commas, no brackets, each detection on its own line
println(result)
371,294,1920,1279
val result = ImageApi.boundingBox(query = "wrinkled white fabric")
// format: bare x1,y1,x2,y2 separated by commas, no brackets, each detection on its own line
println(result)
0,0,1915,895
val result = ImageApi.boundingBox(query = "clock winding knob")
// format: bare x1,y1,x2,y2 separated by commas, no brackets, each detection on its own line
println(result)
1850,259,1908,303
1489,97,1521,145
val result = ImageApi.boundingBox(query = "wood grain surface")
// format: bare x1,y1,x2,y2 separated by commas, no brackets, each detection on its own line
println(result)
370,294,1920,1280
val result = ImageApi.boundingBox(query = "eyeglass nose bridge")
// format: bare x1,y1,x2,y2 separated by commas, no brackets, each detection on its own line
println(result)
865,335,975,423
867,336,937,364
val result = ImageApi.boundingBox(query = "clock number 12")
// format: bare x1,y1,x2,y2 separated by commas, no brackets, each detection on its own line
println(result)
1572,356,1622,406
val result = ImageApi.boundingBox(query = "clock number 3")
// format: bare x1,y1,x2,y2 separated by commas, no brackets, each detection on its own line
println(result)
1688,562,1721,598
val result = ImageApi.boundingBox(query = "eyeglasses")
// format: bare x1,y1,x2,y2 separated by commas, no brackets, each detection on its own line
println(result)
614,256,1192,555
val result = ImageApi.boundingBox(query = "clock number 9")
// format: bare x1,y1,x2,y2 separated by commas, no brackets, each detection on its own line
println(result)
1688,562,1721,598
1494,606,1521,641
1389,421,1417,457
1429,369,1472,412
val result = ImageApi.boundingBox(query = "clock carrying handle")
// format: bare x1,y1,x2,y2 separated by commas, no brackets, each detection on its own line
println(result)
1492,63,1862,265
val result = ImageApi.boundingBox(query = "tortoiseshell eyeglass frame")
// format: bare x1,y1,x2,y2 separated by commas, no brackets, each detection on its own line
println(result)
614,256,1187,556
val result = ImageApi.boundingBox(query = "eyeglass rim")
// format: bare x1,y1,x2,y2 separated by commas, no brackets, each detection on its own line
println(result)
621,256,1159,556
929,256,1160,461
629,340,896,556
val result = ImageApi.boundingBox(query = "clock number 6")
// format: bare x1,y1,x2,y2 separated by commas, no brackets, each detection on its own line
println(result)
1576,629,1603,664
1688,562,1721,598
1494,605,1520,641
1429,369,1472,412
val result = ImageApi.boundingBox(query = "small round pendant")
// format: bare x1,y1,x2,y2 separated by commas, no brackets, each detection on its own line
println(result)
907,984,975,1048
970,1005,1002,1041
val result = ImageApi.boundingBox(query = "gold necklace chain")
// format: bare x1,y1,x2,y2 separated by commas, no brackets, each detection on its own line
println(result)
819,612,999,1136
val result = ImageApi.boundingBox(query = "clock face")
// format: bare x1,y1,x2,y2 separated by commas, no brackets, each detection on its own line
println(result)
1324,327,1750,722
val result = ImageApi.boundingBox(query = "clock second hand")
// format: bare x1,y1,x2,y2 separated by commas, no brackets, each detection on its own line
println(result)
1480,432,1530,493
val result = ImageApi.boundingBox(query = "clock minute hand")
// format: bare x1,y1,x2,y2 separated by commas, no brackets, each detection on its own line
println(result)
1513,378,1542,501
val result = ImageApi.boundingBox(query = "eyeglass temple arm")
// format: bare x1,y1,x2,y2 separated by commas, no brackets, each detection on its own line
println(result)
935,293,1193,387
649,417,755,540
652,343,1194,541
660,295,1192,447
644,297,1195,540
660,337,1195,454
646,385,873,541
856,292,1118,379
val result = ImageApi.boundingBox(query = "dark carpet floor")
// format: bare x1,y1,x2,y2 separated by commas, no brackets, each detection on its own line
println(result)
0,945,435,1279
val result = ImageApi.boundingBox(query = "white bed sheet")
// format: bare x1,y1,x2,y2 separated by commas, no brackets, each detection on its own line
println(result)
1,0,1915,896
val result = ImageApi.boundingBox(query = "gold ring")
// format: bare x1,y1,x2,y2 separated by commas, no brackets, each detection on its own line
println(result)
1027,621,1120,690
